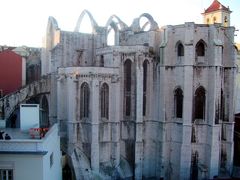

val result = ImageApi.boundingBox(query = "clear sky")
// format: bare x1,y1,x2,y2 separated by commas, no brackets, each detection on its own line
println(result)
0,0,239,47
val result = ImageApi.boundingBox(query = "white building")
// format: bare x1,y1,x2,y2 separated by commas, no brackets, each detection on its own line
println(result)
41,1,237,179
0,124,62,180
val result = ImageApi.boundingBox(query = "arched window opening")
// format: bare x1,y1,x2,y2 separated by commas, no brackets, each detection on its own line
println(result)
143,60,148,116
40,95,49,128
194,86,206,119
177,43,184,57
196,41,205,57
191,126,196,143
224,16,228,22
79,15,93,33
124,60,132,116
100,55,104,67
221,124,226,141
100,83,109,119
140,16,151,31
207,18,210,24
107,28,115,46
224,16,228,27
220,89,225,121
174,88,183,118
80,82,90,118
213,16,217,23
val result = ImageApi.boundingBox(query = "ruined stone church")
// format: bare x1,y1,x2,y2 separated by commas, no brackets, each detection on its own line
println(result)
41,0,237,179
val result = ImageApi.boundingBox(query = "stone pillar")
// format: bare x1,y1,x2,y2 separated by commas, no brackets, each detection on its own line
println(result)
179,43,194,180
158,63,167,178
91,79,100,172
222,69,235,174
207,57,221,179
110,77,121,166
67,76,77,153
57,75,66,138
49,73,58,125
135,59,143,179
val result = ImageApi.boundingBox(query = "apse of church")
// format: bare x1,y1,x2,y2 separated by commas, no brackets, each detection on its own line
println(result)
41,1,236,179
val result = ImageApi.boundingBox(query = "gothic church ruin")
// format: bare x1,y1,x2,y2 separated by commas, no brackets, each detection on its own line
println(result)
41,1,237,179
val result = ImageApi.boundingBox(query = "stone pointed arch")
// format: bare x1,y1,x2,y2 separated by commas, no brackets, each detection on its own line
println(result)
47,16,59,32
105,15,128,30
175,41,184,57
45,16,60,49
74,9,98,33
105,15,127,46
131,13,159,32
139,13,158,31
196,39,207,56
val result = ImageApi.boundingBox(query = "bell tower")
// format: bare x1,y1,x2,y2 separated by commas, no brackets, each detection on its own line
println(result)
202,0,232,27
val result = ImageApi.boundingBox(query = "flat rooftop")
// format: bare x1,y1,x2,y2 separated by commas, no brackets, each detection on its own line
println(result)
0,125,57,154
0,127,49,140
0,128,31,140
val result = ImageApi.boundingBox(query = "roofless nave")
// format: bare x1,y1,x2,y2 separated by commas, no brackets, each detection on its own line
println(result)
1,0,238,179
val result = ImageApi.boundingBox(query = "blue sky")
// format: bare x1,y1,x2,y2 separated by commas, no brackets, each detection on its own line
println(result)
0,0,239,47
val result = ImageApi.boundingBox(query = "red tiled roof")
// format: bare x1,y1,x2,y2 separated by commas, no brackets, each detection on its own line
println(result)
203,0,231,14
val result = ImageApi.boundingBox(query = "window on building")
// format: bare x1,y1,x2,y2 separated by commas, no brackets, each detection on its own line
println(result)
196,41,205,57
50,152,54,167
213,16,217,23
191,126,196,143
174,88,183,118
100,55,104,67
220,89,225,121
107,27,115,46
207,18,210,24
224,16,228,23
194,86,206,119
221,124,226,141
143,60,148,116
124,60,132,116
177,43,184,57
0,169,13,180
100,83,109,119
80,82,90,119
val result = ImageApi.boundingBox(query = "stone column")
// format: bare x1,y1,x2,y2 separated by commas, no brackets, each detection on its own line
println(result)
91,79,100,172
57,75,66,137
179,43,194,180
110,76,121,166
67,76,77,153
49,73,58,125
207,51,221,178
135,59,143,179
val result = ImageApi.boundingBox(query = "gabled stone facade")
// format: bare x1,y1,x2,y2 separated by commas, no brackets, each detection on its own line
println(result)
42,9,236,179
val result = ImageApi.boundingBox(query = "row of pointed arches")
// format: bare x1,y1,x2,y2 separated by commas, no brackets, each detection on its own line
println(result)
74,10,158,46
174,86,206,120
176,40,206,58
